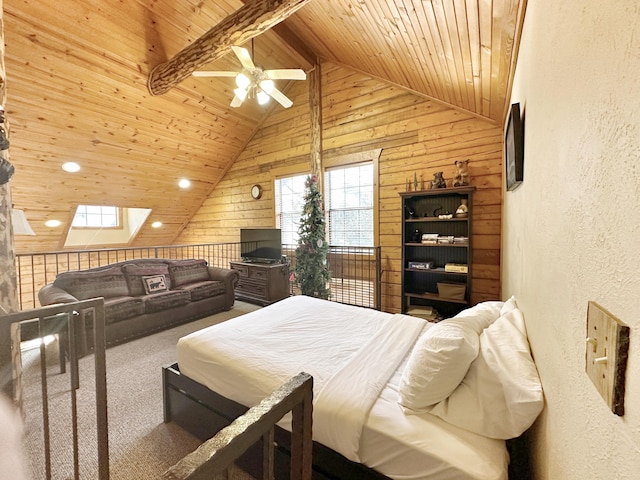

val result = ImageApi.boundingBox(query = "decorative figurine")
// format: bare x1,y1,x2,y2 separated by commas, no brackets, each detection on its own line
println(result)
455,198,469,218
453,159,470,187
413,172,418,191
405,203,416,219
431,171,447,189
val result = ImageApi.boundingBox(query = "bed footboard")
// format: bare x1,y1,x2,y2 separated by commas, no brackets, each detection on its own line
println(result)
162,372,313,480
163,363,246,439
162,363,390,480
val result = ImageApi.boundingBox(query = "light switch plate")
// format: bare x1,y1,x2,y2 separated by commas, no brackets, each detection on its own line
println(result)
585,301,630,415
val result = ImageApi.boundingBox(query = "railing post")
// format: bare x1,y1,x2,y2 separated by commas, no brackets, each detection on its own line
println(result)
375,246,382,310
0,299,109,479
289,379,313,480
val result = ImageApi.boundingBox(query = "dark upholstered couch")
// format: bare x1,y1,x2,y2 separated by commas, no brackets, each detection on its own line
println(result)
38,258,239,348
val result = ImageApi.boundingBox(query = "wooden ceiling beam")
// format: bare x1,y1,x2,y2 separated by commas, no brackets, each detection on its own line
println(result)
148,0,313,96
236,0,317,69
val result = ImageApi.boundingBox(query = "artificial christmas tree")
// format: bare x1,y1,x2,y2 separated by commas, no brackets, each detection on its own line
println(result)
293,175,331,299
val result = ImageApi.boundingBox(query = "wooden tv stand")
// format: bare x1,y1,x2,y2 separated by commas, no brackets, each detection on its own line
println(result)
229,261,290,306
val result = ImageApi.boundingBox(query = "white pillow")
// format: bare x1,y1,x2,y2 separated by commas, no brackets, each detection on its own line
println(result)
452,300,504,332
429,308,544,439
499,295,518,316
398,301,505,413
398,318,480,412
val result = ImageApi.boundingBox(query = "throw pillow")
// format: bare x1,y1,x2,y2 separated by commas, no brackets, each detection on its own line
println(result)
122,264,171,296
142,275,168,295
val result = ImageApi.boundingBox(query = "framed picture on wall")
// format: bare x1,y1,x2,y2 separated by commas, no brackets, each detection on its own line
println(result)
505,102,524,191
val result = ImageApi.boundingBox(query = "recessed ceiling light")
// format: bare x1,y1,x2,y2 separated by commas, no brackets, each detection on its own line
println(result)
45,219,62,228
62,162,81,173
151,221,162,228
178,179,191,189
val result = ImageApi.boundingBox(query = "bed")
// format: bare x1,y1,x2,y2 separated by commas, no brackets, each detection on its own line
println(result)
163,295,543,480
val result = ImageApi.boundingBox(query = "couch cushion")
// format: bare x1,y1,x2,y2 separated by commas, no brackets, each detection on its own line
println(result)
54,267,129,300
123,264,171,296
168,260,209,288
103,296,145,324
142,290,190,313
176,280,226,301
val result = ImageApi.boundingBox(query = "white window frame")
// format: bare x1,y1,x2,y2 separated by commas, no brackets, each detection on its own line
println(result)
72,205,120,228
274,173,310,245
323,162,374,247
273,148,380,248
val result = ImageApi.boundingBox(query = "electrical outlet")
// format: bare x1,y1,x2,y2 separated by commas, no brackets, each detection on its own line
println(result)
585,301,630,416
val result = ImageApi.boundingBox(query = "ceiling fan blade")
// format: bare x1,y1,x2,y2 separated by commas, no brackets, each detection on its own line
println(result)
264,69,307,81
231,46,255,70
268,87,293,108
192,71,238,77
230,95,244,108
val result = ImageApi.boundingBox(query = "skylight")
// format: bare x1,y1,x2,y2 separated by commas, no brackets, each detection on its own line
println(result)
65,205,152,247
72,205,119,228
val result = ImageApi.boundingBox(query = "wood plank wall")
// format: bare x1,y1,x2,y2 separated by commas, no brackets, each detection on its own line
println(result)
176,63,503,313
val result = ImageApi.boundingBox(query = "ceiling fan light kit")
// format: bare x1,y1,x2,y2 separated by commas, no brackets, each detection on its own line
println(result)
235,72,251,90
256,90,270,105
260,79,275,93
193,43,306,109
234,87,248,101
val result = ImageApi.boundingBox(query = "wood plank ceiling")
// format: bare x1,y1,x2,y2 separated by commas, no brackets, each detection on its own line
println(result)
3,0,525,253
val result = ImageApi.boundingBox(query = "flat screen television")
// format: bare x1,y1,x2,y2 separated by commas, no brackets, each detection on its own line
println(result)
240,228,282,264
505,102,524,191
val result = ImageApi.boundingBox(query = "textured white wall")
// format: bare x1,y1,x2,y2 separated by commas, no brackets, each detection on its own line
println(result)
503,0,640,478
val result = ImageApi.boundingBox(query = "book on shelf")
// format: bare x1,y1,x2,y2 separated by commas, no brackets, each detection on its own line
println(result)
407,305,442,322
408,261,434,269
444,263,468,273
437,235,455,244
420,233,439,244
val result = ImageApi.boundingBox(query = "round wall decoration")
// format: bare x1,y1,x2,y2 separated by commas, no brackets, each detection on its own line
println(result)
251,184,262,199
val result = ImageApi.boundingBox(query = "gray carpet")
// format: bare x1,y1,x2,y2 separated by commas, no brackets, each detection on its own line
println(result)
21,301,261,480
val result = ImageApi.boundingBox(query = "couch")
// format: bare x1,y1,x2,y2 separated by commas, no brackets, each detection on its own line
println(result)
38,258,239,349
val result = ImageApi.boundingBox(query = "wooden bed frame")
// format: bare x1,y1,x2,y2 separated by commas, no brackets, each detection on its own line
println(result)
162,372,314,480
162,363,390,480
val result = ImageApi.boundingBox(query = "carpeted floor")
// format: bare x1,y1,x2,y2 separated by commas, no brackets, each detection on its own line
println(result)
21,301,261,480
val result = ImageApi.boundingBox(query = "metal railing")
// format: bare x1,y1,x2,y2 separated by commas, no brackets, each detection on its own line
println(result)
16,243,381,311
0,299,109,480
283,244,381,309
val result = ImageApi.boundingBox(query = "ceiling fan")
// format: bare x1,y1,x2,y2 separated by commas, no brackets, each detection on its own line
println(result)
192,43,306,108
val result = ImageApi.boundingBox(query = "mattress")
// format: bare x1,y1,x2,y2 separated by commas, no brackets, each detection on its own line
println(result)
177,295,508,480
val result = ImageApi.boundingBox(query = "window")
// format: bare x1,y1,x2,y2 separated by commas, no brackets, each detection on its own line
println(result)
274,161,375,247
324,163,373,247
275,174,309,245
72,205,119,228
